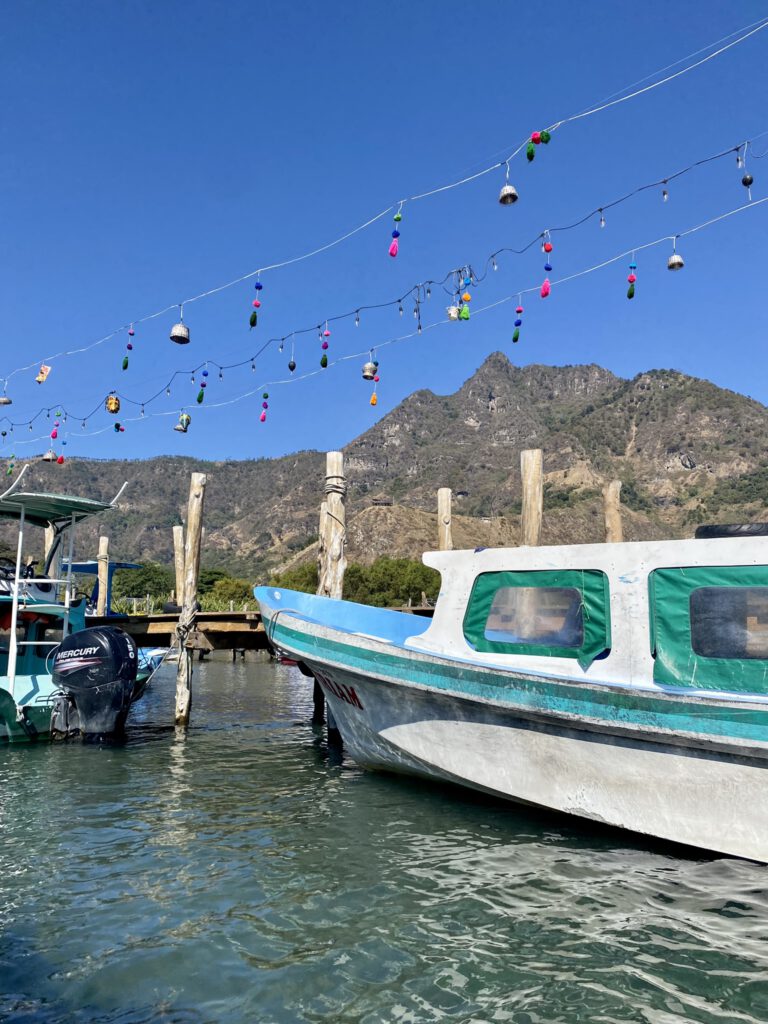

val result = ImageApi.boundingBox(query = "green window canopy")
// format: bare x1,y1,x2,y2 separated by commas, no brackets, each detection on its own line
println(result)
650,566,768,693
463,569,611,671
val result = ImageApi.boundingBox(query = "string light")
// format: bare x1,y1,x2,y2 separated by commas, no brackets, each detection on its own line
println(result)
3,196,768,437
5,130,766,398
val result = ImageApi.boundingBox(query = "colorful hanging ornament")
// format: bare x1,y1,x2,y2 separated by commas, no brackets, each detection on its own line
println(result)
250,279,263,328
57,455,65,465
527,129,551,163
114,422,124,433
542,232,553,272
540,278,551,298
123,324,135,370
35,364,51,384
513,297,523,343
389,204,403,257
174,411,191,433
259,392,269,424
742,171,754,200
105,394,120,414
626,256,637,299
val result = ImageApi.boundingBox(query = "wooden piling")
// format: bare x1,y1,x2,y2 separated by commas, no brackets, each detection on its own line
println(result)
437,488,453,551
603,480,624,543
314,452,346,734
175,472,207,729
96,535,109,616
173,524,185,608
317,451,347,600
520,448,543,547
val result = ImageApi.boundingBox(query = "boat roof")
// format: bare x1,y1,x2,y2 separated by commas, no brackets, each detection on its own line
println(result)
64,560,141,574
0,491,117,529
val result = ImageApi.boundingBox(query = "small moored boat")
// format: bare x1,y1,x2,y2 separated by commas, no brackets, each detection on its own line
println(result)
256,530,768,861
0,469,151,742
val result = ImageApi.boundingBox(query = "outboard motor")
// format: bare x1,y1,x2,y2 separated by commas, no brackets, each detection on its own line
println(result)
51,627,138,738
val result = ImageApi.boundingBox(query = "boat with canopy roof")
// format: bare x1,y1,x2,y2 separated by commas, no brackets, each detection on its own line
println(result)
0,467,152,742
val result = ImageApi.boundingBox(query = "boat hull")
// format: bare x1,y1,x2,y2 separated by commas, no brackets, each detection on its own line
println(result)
311,660,768,860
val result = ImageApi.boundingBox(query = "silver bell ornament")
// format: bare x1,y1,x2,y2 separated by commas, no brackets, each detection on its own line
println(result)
42,449,57,462
362,361,377,381
447,305,460,321
667,253,684,271
170,321,190,344
170,304,190,345
498,183,519,205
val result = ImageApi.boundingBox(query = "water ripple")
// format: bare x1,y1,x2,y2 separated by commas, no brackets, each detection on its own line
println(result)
1,661,767,1023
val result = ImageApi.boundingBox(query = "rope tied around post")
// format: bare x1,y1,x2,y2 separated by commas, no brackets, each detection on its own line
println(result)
324,474,347,497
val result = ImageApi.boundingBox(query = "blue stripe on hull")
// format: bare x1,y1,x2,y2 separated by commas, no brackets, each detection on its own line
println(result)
271,619,768,751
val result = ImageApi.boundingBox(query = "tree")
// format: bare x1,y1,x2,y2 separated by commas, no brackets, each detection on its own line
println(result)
111,562,174,600
208,577,253,606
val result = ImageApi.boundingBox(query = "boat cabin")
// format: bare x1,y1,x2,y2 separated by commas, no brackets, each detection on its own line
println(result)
416,534,768,698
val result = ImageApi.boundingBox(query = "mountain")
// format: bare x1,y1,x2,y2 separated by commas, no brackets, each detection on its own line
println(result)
3,353,768,576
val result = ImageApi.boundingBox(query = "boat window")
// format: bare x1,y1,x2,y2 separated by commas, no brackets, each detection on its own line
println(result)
484,587,583,647
649,566,768,692
463,569,610,669
690,587,768,659
0,623,27,651
35,623,64,658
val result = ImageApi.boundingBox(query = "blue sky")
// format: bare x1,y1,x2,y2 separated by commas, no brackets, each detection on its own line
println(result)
2,1,768,463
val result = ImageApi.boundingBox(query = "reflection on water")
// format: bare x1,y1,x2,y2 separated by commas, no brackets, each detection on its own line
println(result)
1,660,767,1024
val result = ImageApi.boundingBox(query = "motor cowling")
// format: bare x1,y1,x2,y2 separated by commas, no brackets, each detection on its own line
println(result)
51,627,138,738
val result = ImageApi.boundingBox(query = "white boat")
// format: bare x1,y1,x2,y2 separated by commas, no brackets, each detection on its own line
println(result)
256,530,768,861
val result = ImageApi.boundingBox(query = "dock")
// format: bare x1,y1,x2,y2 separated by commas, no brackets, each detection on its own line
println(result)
87,610,269,654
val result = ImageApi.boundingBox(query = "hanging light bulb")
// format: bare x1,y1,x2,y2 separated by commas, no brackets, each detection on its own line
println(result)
599,210,606,229
426,286,431,299
355,311,361,327
662,187,669,201
492,257,498,272
166,386,171,396
398,303,403,316
251,361,256,372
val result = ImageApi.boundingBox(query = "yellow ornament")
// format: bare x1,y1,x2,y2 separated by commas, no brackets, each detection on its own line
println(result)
370,392,378,407
461,292,471,303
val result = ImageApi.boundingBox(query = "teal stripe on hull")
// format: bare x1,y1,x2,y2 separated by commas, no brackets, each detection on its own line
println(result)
0,690,51,742
273,620,768,748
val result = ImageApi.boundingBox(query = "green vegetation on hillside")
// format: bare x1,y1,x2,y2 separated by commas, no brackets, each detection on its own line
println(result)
270,556,440,608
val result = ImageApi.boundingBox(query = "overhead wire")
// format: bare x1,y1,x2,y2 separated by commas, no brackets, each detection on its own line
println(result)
6,194,767,457
3,15,768,390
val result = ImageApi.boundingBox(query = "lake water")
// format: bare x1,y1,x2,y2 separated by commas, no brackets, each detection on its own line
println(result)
1,659,767,1024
